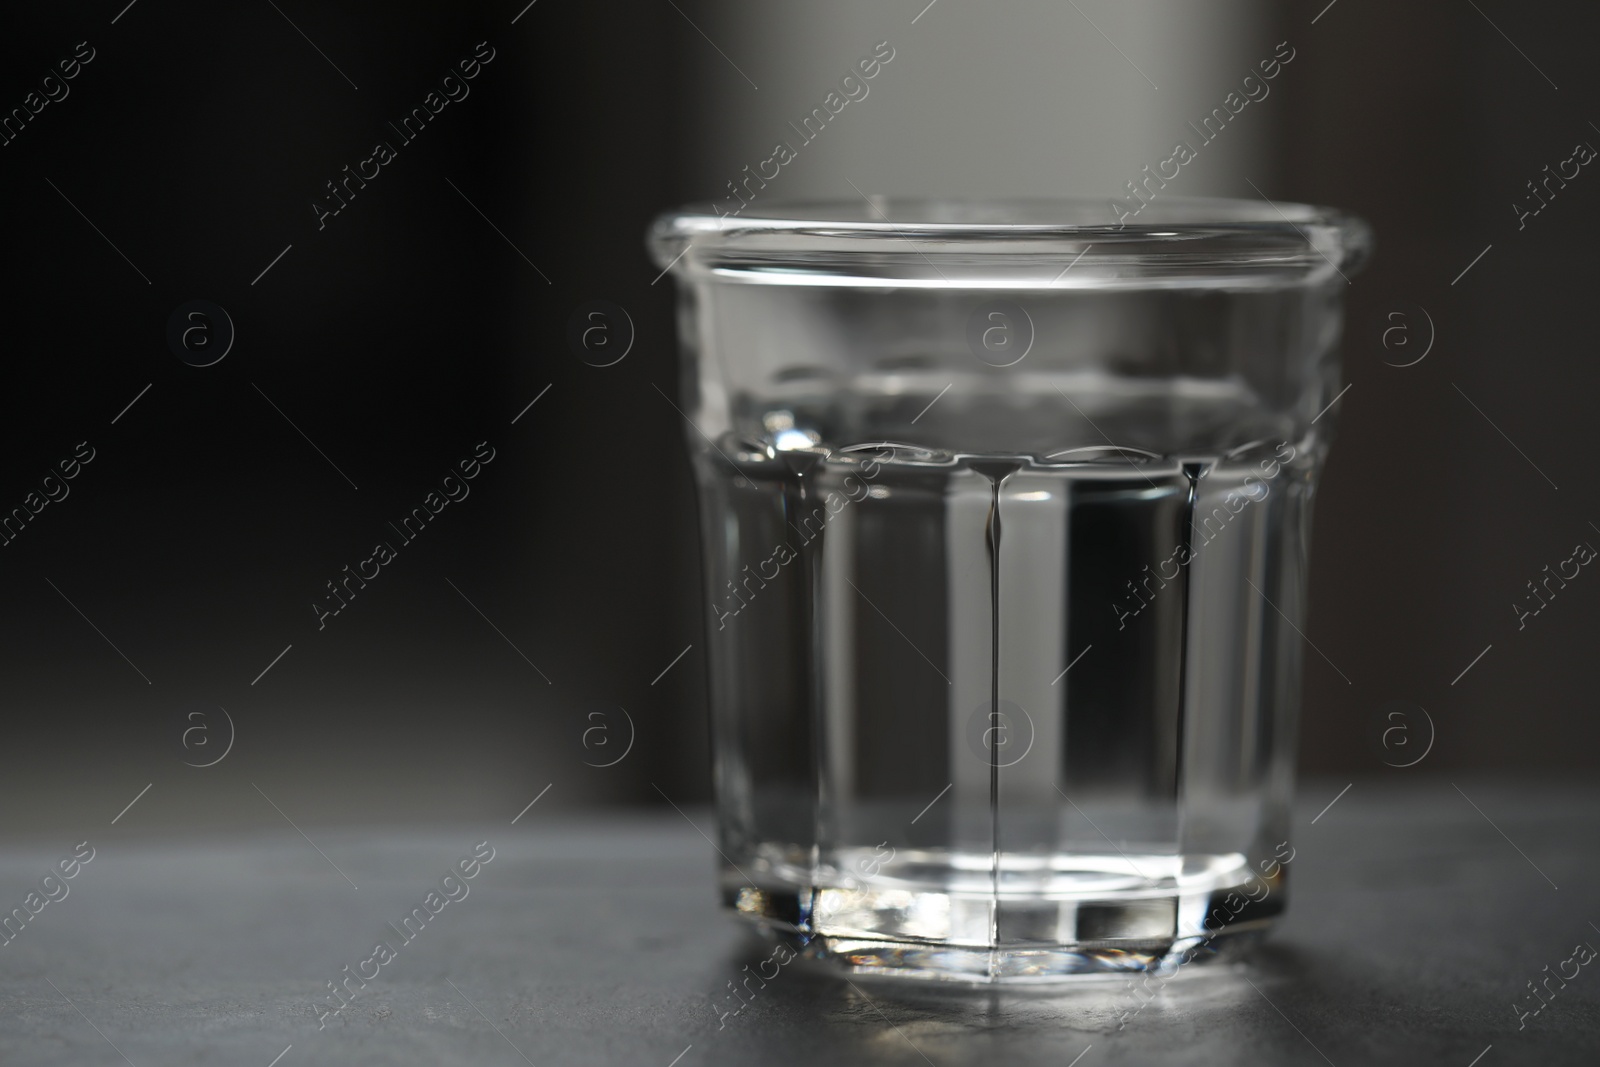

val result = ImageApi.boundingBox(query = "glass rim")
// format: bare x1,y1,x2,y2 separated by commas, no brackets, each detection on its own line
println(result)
648,196,1371,288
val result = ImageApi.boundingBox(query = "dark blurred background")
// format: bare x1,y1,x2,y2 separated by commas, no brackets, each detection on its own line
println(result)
2,0,1596,839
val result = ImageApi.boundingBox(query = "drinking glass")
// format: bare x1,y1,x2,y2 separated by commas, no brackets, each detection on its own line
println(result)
648,198,1370,982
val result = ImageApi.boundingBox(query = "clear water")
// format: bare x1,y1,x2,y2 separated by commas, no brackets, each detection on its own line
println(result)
695,381,1315,981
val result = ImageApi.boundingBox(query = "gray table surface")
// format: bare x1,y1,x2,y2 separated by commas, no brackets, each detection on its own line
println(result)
1,780,1596,1066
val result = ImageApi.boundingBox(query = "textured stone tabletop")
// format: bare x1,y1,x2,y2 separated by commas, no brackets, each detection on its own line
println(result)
1,780,1596,1066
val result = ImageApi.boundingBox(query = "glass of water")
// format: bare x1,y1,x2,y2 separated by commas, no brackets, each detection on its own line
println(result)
648,198,1369,983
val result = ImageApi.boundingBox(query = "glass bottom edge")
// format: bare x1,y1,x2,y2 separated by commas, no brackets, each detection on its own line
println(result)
734,920,1274,984
722,872,1283,983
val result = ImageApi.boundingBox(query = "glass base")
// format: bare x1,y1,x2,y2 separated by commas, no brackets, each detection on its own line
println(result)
724,847,1283,984
762,929,1270,984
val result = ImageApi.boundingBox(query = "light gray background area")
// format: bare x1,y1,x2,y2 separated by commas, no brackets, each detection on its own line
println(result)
686,0,1273,203
2,782,1595,1065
